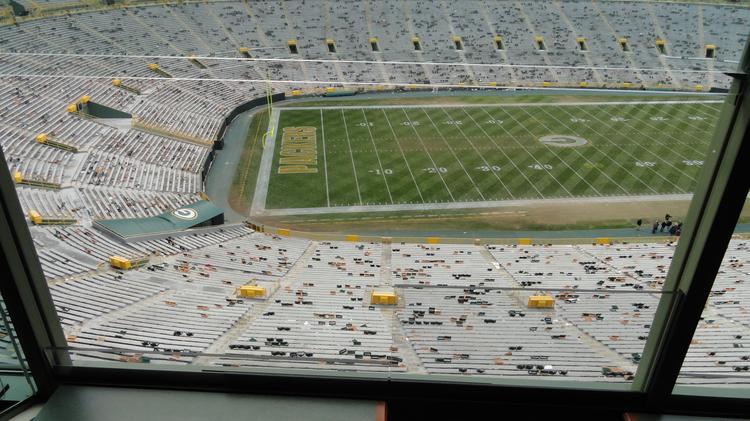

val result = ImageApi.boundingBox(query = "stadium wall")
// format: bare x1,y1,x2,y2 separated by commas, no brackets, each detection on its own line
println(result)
201,92,286,182
244,222,747,246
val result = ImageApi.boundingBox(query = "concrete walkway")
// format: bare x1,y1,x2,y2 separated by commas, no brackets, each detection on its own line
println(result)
371,222,750,240
204,111,252,223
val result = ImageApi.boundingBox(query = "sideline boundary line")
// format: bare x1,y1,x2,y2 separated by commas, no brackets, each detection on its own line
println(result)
250,107,280,215
281,100,723,111
255,193,698,216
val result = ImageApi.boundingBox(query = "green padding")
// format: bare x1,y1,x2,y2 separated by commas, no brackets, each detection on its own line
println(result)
85,102,132,119
323,90,358,97
94,200,223,239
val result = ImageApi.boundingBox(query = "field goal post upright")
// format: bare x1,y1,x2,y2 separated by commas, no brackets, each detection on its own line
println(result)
262,73,274,148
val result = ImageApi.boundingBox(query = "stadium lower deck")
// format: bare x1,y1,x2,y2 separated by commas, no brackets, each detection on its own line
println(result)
35,222,749,385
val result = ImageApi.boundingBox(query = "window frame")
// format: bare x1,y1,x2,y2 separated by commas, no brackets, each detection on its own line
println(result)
0,34,749,418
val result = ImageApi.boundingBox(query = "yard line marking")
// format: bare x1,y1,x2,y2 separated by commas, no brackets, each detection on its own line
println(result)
320,109,331,207
478,107,574,197
659,103,718,141
420,108,486,200
509,107,603,196
381,109,425,203
434,107,515,200
633,103,714,149
597,105,703,159
340,109,363,205
557,106,689,192
361,109,393,204
701,103,723,113
680,102,723,124
690,102,724,118
582,106,699,182
460,108,544,198
542,109,658,194
400,108,455,201
281,100,723,111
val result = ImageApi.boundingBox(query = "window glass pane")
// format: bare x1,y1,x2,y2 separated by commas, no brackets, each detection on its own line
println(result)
674,201,750,394
0,294,35,404
0,0,745,391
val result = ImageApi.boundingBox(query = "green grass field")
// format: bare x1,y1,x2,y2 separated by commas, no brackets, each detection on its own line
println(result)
263,100,720,211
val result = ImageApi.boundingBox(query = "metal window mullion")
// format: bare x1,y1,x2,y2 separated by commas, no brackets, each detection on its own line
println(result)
633,37,750,403
0,148,69,399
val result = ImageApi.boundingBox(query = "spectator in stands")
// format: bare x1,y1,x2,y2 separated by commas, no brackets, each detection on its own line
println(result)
652,219,660,234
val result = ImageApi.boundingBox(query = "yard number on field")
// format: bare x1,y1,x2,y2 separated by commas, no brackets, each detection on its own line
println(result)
424,167,448,174
370,169,393,175
636,161,656,167
477,165,501,172
528,164,553,170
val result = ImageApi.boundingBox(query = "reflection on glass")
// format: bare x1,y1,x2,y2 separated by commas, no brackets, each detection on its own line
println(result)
0,0,744,389
0,295,35,402
676,202,750,390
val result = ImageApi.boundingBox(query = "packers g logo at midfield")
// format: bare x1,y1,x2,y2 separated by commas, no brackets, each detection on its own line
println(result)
539,135,588,147
172,208,198,220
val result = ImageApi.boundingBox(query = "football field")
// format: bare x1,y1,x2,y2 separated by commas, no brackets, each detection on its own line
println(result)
253,100,721,215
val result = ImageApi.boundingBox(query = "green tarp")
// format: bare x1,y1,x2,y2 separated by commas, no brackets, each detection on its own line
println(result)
94,200,224,240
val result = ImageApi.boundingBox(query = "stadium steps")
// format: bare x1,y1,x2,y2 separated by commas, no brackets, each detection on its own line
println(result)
479,247,521,288
202,5,267,80
590,1,646,86
197,241,320,361
380,242,392,286
166,6,243,96
438,0,477,84
557,312,639,374
478,0,520,84
384,241,427,373
362,0,393,84
63,274,175,340
400,1,438,85
321,0,350,84
277,0,314,83
514,0,561,84
480,247,639,372
645,2,680,89
696,6,715,89
552,0,605,85
387,305,426,374
125,7,183,56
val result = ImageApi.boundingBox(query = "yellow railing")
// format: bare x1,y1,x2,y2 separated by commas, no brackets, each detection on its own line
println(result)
131,118,214,146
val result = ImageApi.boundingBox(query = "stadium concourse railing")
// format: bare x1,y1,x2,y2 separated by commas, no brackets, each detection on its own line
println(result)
2,0,747,23
245,221,750,246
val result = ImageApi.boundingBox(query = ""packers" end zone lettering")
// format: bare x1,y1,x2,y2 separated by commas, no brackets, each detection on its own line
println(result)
278,126,318,174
